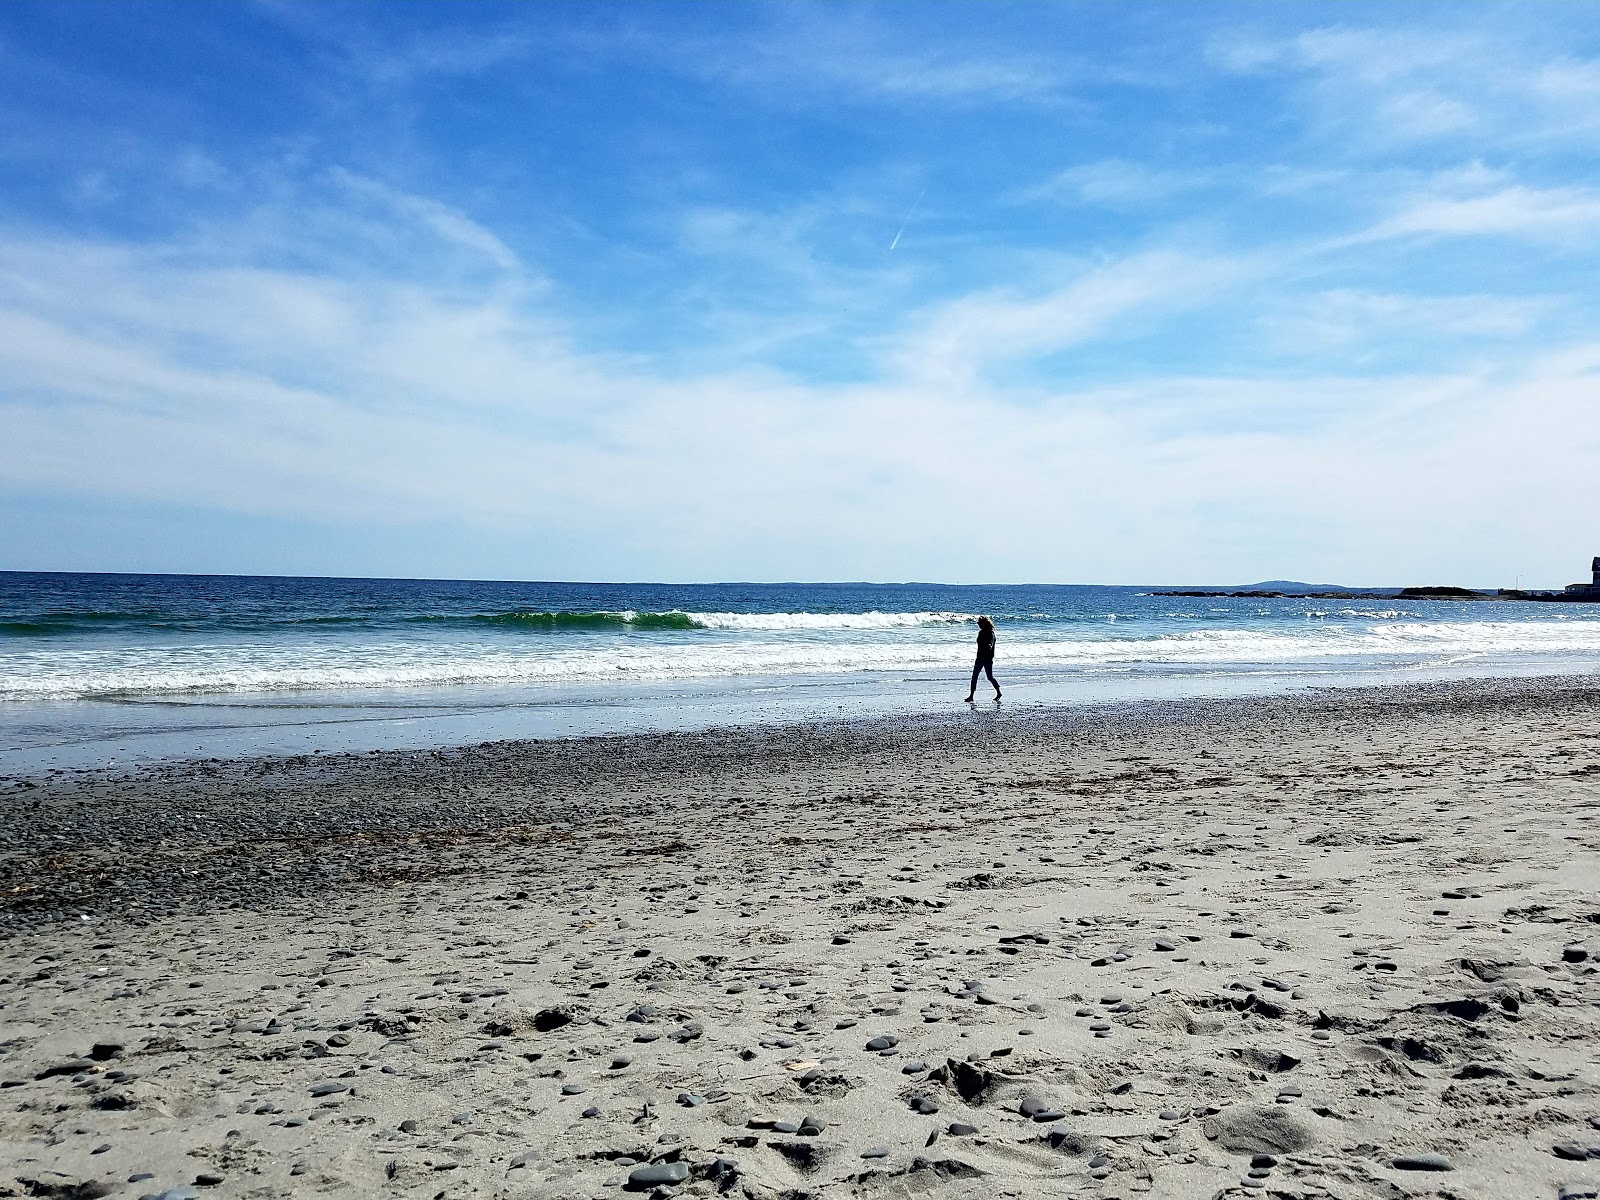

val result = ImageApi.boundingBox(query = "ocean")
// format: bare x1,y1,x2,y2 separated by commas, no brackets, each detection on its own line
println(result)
3,571,1599,773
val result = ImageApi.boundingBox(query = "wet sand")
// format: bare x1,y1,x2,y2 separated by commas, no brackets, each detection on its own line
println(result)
1,677,1598,1200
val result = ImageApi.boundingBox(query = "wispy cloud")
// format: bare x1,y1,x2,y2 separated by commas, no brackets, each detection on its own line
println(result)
1012,160,1203,207
1208,19,1600,151
1259,289,1551,355
1368,184,1600,242
329,169,522,272
5,3,1600,581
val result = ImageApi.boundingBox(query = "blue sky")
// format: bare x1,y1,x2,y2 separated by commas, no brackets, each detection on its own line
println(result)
1,2,1598,585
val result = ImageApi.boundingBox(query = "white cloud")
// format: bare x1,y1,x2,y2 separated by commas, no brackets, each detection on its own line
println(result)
1260,289,1550,353
891,249,1249,389
1013,160,1201,207
1368,184,1600,242
1208,20,1600,152
5,201,1597,585
329,169,521,272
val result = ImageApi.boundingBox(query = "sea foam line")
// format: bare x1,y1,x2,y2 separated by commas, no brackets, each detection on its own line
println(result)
4,619,1600,700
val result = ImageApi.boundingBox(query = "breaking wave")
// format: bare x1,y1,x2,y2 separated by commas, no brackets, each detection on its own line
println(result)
5,618,1599,701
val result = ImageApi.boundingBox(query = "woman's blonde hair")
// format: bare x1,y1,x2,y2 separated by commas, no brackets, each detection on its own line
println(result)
977,615,995,632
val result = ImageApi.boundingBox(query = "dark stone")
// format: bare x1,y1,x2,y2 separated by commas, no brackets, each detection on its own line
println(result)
627,1162,690,1187
1392,1152,1452,1171
533,1008,575,1032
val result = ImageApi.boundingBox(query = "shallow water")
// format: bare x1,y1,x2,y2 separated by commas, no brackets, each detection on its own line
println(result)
3,571,1597,772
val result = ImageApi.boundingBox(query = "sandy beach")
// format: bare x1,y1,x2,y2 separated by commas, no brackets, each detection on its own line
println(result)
2,676,1597,1200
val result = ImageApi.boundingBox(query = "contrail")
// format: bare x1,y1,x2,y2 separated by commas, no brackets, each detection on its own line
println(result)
889,188,925,251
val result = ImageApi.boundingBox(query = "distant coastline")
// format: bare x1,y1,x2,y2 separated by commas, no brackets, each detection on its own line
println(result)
1154,560,1600,602
1150,586,1600,603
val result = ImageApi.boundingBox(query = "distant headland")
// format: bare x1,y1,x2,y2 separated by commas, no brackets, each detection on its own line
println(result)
1151,558,1600,603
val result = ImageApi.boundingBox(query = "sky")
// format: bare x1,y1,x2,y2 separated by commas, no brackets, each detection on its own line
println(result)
1,2,1597,586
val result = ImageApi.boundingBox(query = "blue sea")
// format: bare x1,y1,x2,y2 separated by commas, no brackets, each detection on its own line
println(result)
3,571,1598,773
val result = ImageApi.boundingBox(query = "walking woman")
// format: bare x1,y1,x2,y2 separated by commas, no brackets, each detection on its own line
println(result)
964,615,1001,702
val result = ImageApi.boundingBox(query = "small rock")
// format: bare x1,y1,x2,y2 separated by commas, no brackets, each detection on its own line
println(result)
1392,1152,1452,1171
627,1161,690,1187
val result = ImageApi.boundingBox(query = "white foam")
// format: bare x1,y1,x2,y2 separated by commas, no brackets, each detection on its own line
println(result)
4,618,1600,700
683,610,976,630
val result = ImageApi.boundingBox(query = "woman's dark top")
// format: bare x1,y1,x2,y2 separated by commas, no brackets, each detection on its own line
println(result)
976,627,995,662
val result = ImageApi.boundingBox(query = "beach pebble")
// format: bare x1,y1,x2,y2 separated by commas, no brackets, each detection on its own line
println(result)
1019,1094,1066,1122
561,1082,587,1095
627,1162,689,1186
909,1096,939,1114
308,1082,346,1097
861,1147,890,1159
1562,944,1589,963
948,1122,978,1136
865,1035,898,1051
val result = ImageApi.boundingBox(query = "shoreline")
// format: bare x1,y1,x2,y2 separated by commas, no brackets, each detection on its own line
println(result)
5,672,1600,935
1,671,1597,1199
